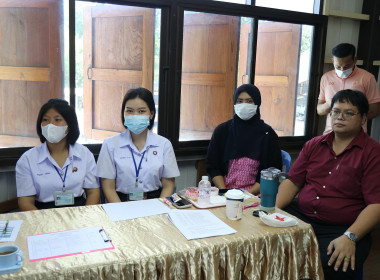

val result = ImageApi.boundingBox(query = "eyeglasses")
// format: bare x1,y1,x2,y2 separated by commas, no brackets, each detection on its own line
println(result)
330,109,360,120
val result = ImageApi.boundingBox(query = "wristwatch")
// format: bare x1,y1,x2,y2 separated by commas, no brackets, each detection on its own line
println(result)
344,231,357,242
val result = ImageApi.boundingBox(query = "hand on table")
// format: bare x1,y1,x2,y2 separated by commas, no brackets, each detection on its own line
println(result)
327,235,356,272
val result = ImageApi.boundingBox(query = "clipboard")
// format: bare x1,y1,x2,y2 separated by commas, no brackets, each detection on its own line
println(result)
27,226,114,262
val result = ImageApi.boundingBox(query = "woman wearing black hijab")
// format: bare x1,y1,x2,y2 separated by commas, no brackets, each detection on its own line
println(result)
206,84,282,194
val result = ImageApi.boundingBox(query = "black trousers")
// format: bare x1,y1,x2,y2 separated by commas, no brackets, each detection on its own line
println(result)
116,188,162,202
284,201,371,280
35,195,86,210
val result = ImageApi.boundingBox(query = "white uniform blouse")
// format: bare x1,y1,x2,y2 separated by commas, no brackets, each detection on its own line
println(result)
96,130,180,193
16,142,99,202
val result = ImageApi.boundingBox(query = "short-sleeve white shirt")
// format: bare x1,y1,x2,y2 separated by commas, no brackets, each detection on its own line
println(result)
96,130,180,193
16,142,99,202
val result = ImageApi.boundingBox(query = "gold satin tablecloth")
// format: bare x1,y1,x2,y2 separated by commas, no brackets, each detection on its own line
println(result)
0,199,323,280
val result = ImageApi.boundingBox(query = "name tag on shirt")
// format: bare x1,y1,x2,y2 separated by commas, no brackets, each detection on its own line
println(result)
54,190,74,206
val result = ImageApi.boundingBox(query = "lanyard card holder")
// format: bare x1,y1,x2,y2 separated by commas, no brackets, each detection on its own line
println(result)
129,191,144,201
53,165,73,206
54,190,74,206
129,146,148,201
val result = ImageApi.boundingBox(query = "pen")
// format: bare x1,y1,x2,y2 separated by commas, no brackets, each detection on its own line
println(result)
243,202,260,210
2,220,9,234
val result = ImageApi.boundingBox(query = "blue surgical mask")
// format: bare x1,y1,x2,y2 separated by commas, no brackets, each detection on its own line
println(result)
124,115,150,135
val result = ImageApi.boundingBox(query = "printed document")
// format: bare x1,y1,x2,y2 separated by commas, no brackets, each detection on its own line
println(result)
167,209,237,240
102,199,170,222
27,226,114,261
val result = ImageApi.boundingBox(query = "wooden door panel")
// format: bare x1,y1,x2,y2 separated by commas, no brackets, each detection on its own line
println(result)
180,85,206,131
181,26,209,73
83,5,154,140
0,8,49,67
93,16,143,70
180,14,238,134
0,0,62,142
238,21,301,136
206,86,234,130
255,22,301,136
0,80,50,136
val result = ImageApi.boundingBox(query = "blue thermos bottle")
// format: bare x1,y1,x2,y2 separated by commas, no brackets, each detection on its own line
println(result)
260,167,288,211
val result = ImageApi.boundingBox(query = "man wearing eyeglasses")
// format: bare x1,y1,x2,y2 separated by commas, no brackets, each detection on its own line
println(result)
317,43,380,134
276,89,380,280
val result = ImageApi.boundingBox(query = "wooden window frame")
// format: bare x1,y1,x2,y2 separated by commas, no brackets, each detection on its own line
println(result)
0,0,328,165
165,1,328,157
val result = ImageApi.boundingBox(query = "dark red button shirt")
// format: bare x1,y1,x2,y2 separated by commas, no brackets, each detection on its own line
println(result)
289,129,380,225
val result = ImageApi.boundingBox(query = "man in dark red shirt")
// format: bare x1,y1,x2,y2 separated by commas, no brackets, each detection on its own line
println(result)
276,89,380,280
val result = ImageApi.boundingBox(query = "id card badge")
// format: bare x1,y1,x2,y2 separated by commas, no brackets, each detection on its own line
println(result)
129,191,144,201
54,190,74,206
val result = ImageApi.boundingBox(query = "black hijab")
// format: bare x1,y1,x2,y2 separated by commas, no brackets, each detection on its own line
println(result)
224,84,271,165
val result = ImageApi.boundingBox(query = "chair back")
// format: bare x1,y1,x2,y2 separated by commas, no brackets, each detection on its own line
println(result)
281,150,291,173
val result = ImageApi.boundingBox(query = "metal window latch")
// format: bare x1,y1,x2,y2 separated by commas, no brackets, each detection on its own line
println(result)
87,64,92,80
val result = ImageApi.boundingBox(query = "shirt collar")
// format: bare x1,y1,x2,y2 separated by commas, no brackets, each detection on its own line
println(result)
68,144,81,160
38,142,51,164
120,130,159,152
322,128,366,152
38,142,80,164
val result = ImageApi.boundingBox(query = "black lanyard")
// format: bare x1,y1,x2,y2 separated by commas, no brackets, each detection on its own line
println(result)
54,165,69,191
129,147,148,187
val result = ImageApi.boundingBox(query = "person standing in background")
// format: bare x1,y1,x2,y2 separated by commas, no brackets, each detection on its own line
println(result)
317,43,380,134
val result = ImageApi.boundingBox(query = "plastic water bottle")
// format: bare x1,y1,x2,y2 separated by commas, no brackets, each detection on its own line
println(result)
198,176,211,205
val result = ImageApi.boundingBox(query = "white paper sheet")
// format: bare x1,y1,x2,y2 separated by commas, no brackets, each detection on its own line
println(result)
102,199,170,222
27,226,114,261
167,209,237,240
0,220,23,242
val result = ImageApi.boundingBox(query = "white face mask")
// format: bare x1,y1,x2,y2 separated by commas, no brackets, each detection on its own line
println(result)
234,103,258,120
41,124,68,143
335,67,353,79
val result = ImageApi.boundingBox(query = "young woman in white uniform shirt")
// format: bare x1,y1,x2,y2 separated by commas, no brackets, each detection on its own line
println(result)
16,99,100,210
96,87,180,202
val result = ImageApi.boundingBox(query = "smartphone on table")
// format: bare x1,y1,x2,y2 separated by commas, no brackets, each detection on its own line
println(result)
168,193,192,209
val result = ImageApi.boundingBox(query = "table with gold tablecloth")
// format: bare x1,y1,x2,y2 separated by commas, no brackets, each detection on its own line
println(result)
0,199,323,280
